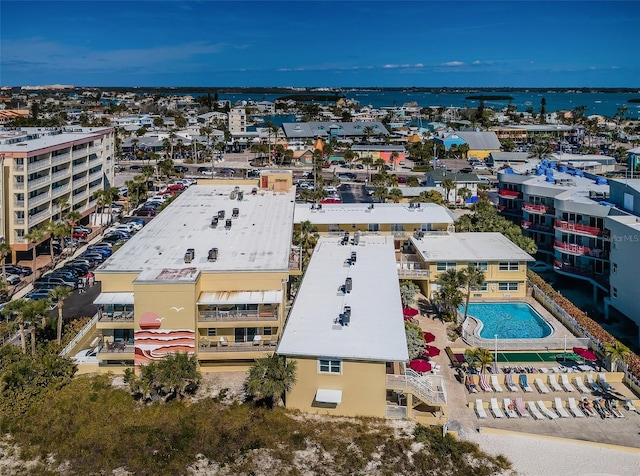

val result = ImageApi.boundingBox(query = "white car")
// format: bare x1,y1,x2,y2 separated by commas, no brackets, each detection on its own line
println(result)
528,261,552,272
473,163,488,170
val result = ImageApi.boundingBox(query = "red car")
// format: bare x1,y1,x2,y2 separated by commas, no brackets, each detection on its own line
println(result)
134,208,156,217
167,184,185,192
320,197,343,204
396,176,407,183
72,231,87,239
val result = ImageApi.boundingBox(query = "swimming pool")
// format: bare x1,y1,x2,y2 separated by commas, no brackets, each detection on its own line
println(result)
463,302,553,339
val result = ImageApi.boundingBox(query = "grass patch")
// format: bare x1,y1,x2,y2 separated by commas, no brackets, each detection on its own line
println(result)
2,375,512,475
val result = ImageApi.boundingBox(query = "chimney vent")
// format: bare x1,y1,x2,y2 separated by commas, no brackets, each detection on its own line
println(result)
345,277,352,293
207,248,218,262
218,210,225,219
225,219,232,229
184,248,195,263
210,216,219,228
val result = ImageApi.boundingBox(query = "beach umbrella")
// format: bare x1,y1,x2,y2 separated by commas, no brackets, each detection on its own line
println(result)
423,331,436,343
423,345,441,357
409,359,432,373
403,307,419,317
573,347,598,361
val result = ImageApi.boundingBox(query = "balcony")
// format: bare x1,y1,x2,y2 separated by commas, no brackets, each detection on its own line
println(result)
27,175,51,190
522,202,554,215
553,261,609,287
397,254,430,278
13,182,24,190
499,189,521,199
52,184,71,198
554,219,602,237
553,240,591,256
13,164,25,172
28,209,51,225
521,220,532,229
51,169,70,182
198,339,277,352
27,159,50,173
29,191,52,208
51,153,71,165
198,309,278,322
14,200,25,208
14,218,25,225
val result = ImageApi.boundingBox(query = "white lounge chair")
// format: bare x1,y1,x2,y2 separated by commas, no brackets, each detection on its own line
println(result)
548,374,562,392
560,374,576,392
479,374,492,392
514,397,530,417
490,398,505,418
573,376,590,394
625,399,638,414
503,398,518,418
598,373,615,392
586,373,602,392
537,400,558,419
567,397,584,418
504,374,518,392
519,374,533,393
475,399,487,419
534,378,549,394
553,397,571,418
490,375,504,393
527,401,545,420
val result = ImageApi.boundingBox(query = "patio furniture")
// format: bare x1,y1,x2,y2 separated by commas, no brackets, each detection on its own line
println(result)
514,398,530,417
548,374,563,392
567,398,585,418
625,399,638,414
598,373,615,392
475,399,487,419
573,377,590,394
553,397,571,418
503,398,518,418
490,375,503,393
534,378,549,394
560,374,576,392
479,374,492,392
527,401,544,420
490,398,504,418
519,374,533,393
537,400,558,419
504,374,518,392
585,374,602,392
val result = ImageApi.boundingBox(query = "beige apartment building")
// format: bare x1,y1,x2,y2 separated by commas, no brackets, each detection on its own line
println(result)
0,126,115,259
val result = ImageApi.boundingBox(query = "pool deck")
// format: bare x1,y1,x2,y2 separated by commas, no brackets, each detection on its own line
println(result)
411,297,640,450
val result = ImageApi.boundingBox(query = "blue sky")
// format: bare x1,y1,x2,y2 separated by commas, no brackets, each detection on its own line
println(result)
1,1,639,87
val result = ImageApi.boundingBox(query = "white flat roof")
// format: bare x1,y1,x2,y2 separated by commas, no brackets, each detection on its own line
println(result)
94,292,135,305
294,202,454,225
97,184,296,276
411,232,535,262
277,235,409,362
0,127,111,151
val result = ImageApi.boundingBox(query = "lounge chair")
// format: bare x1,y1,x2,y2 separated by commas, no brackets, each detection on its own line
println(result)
624,399,638,414
560,374,576,392
490,375,504,393
465,375,479,394
579,397,596,417
534,378,549,394
586,373,602,392
479,374,492,392
553,397,571,418
548,374,563,392
598,373,615,392
503,398,518,418
504,374,518,392
475,399,487,419
593,398,613,418
490,398,505,418
567,397,585,418
519,374,533,392
527,401,544,420
573,377,590,393
514,397,530,417
606,399,624,418
537,400,559,420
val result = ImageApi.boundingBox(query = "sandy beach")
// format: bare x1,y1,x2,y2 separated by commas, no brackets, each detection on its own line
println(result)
462,429,640,476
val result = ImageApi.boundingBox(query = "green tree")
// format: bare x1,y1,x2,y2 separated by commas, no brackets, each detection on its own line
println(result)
373,186,389,203
124,352,201,403
434,268,465,322
406,176,420,187
246,353,297,408
603,341,630,372
410,190,444,205
441,178,455,204
0,241,12,290
388,187,403,203
464,347,493,373
461,266,486,322
405,320,425,360
400,280,420,308
64,211,82,255
457,186,472,205
49,286,72,345
24,227,45,283
293,220,319,256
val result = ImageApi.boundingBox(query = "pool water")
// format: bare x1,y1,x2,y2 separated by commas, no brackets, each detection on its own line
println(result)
463,302,553,339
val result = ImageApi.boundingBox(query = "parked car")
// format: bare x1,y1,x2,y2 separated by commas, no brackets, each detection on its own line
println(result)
174,165,189,174
528,261,552,272
129,164,142,170
167,183,185,192
4,265,32,276
247,169,261,178
4,274,21,286
34,276,77,289
135,208,156,217
396,176,407,183
219,167,236,176
197,167,214,175
320,197,343,204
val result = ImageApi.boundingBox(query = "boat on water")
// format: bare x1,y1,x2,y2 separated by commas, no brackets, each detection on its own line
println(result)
524,101,533,106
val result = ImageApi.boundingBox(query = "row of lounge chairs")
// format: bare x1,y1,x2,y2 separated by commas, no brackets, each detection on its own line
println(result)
467,372,616,395
475,397,629,420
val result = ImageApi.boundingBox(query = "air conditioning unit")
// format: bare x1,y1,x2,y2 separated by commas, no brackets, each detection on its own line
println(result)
207,248,218,262
345,277,353,293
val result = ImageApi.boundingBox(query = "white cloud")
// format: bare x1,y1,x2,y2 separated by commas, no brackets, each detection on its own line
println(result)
383,64,399,69
443,61,464,67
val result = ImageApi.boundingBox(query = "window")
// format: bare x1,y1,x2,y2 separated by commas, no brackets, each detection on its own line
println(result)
328,224,340,232
498,282,518,291
263,327,273,336
391,224,404,232
206,329,217,337
319,359,341,374
471,283,488,292
368,223,379,232
612,288,618,298
436,262,456,271
468,262,488,271
498,262,519,271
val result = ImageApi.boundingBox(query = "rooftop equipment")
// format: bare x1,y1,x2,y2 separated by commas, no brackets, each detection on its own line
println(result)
207,248,218,262
237,191,244,201
345,277,352,293
232,208,239,218
184,248,195,263
218,210,225,219
210,216,219,228
350,251,357,264
353,232,360,246
225,219,232,229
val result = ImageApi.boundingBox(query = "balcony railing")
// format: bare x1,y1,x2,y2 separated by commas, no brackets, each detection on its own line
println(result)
553,240,591,256
13,182,24,189
28,209,51,225
13,164,24,172
499,189,521,198
14,200,25,208
522,202,554,215
198,310,278,322
52,184,71,198
51,169,70,181
198,340,277,352
554,219,602,237
27,175,51,190
27,160,51,173
553,261,608,286
51,153,71,165
29,191,51,208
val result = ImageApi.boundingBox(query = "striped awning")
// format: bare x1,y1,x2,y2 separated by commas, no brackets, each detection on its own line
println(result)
197,290,283,305
93,292,135,305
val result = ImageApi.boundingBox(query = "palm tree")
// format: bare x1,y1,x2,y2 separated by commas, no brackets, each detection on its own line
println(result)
0,241,12,289
24,227,45,283
372,186,389,203
358,155,374,182
434,268,465,321
441,178,455,204
461,266,486,322
293,220,319,256
399,280,420,308
475,347,494,374
388,187,403,203
457,186,472,205
247,354,297,408
2,299,29,353
411,190,444,205
603,341,630,372
49,286,71,345
64,211,82,254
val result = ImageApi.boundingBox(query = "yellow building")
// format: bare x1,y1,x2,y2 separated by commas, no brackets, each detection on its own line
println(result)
78,171,298,373
277,234,446,420
404,231,533,299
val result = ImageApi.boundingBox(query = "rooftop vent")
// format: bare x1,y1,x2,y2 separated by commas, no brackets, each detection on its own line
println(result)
352,231,360,246
237,191,244,201
234,186,240,192
225,219,232,230
207,248,218,262
350,251,357,264
232,208,239,218
210,216,219,228
251,187,258,195
341,232,350,246
414,229,425,239
345,277,352,293
184,248,195,263
341,306,351,326
230,190,237,200
218,210,225,219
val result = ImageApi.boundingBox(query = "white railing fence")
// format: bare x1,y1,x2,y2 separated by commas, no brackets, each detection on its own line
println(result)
60,311,100,356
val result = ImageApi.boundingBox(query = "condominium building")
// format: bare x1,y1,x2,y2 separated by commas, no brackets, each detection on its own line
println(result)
228,107,247,134
0,127,115,260
84,172,296,372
